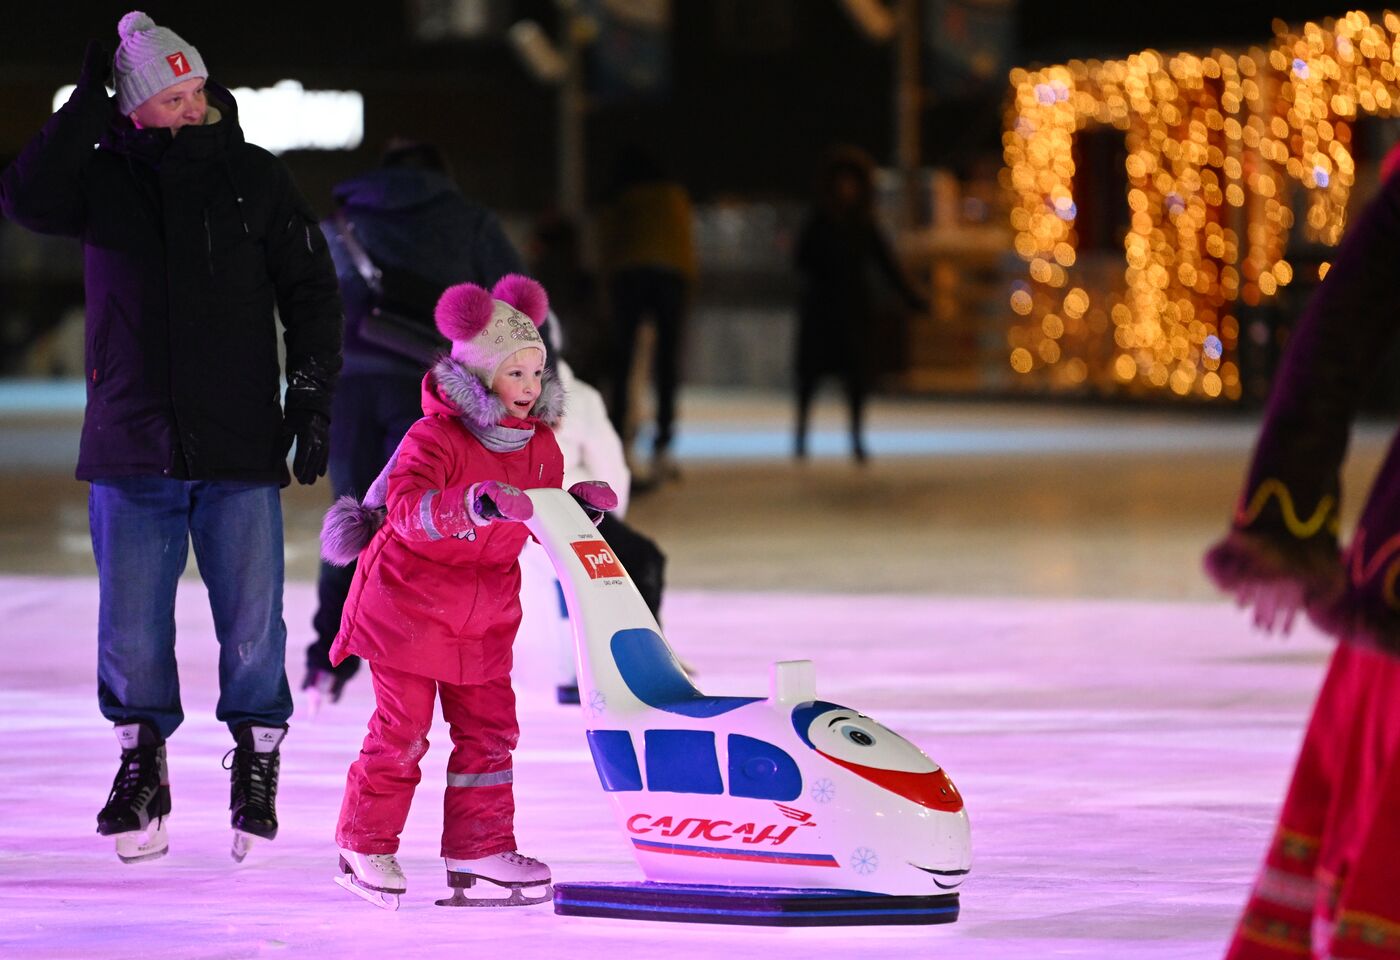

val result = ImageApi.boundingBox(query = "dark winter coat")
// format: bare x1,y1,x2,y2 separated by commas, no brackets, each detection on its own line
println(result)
330,357,565,685
0,79,341,483
794,212,923,378
326,168,524,377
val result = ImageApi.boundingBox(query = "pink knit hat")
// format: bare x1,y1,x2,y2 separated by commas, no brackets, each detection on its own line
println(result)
435,275,549,383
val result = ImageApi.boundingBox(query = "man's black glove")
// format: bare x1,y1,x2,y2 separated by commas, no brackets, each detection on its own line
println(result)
77,40,112,97
282,408,330,485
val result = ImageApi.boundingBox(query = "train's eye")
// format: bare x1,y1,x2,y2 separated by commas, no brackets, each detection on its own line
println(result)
841,725,875,746
805,708,936,774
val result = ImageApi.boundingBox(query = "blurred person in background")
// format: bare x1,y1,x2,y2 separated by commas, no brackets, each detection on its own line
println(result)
598,143,696,488
0,11,341,863
303,139,525,709
793,145,927,464
1204,142,1400,959
528,211,607,389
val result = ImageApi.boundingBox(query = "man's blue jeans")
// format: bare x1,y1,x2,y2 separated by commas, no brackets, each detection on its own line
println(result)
90,477,293,740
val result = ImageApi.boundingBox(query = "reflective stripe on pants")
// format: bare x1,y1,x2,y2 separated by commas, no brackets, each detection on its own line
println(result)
336,662,518,859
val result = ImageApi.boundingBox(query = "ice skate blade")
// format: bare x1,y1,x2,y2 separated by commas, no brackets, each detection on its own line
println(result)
335,874,401,911
436,873,553,907
113,819,168,864
231,831,258,863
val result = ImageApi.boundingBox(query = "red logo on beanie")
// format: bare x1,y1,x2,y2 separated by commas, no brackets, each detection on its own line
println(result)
166,52,191,77
571,541,625,580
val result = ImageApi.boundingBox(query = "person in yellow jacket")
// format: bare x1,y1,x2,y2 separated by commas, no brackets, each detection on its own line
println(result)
598,144,696,485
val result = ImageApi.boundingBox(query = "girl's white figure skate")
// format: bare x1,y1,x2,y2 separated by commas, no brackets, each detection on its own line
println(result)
335,849,407,911
436,851,553,907
521,488,972,925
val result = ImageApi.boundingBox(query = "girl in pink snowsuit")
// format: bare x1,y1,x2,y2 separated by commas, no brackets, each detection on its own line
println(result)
320,275,614,908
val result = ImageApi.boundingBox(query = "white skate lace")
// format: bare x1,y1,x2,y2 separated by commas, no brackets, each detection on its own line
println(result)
501,852,539,865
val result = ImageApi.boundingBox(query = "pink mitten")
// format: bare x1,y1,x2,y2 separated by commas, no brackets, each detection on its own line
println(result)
468,481,534,524
568,480,617,525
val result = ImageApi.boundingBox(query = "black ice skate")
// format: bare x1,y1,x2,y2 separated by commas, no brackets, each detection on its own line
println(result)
335,848,407,911
96,722,171,864
224,724,286,862
436,851,553,907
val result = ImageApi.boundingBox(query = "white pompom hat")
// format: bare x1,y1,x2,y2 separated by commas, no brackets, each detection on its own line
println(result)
113,11,208,115
434,275,550,384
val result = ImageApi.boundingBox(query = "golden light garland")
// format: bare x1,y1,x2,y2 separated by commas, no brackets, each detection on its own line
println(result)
1003,10,1400,400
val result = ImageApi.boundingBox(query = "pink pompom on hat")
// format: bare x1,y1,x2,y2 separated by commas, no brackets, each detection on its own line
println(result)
435,275,549,383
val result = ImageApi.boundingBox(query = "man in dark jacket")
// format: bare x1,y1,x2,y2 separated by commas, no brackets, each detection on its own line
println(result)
0,13,341,865
301,141,524,706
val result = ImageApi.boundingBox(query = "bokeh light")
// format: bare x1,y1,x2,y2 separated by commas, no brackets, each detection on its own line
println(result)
1003,10,1391,400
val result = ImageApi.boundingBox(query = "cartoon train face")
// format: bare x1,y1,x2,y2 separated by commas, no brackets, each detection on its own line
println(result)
790,702,965,814
521,490,973,898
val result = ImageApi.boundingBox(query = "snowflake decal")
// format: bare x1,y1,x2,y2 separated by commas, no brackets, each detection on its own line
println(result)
586,690,607,718
810,778,836,804
850,848,879,875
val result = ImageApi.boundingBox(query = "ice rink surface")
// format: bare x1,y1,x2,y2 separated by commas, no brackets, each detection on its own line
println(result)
1,389,1378,959
0,575,1327,960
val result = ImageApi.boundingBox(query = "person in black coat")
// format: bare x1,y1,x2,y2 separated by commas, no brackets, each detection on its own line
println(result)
301,141,526,706
0,12,342,864
793,145,926,463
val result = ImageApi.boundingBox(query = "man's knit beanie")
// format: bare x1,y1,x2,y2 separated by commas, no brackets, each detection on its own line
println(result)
113,11,208,115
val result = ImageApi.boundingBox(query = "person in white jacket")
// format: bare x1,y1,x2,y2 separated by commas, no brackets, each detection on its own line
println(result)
552,357,633,514
517,316,666,702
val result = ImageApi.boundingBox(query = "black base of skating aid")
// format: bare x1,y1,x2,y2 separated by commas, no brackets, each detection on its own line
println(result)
553,882,959,926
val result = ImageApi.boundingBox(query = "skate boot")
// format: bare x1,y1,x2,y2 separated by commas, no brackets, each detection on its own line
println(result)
437,850,552,907
335,848,407,911
96,722,171,863
301,650,359,717
224,724,286,862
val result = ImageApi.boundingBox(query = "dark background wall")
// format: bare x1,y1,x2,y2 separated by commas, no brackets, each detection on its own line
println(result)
0,1,1358,215
1017,1,1355,62
3,2,555,212
1,1,902,213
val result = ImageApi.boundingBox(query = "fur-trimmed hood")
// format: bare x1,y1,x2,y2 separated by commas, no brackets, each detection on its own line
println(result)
320,355,564,567
429,355,564,430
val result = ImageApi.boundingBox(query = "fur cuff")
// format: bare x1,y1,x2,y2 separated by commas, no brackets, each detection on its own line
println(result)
1204,529,1343,600
321,496,386,566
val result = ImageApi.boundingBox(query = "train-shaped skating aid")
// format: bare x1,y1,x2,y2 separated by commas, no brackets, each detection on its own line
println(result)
523,489,971,926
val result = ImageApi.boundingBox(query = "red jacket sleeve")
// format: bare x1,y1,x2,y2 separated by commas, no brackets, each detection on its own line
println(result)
383,419,482,542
